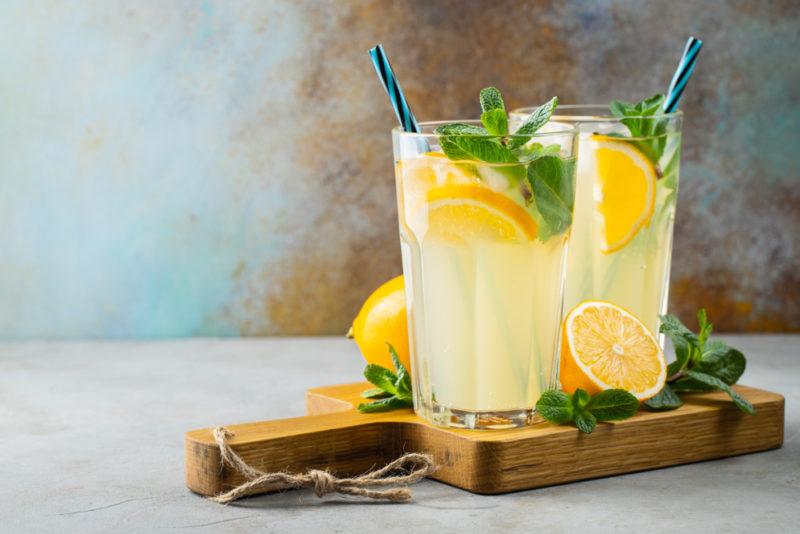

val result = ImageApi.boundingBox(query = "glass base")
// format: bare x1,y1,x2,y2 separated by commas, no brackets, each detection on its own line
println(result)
415,398,534,430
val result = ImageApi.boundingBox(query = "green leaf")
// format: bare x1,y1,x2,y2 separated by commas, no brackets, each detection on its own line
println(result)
659,313,697,344
508,97,558,150
609,94,669,166
671,377,717,392
480,109,508,136
684,370,756,415
527,155,575,236
514,142,561,163
644,384,683,411
573,388,590,410
357,396,412,413
660,313,700,366
574,410,597,433
697,309,711,350
387,343,406,375
361,387,391,399
666,336,691,377
535,390,573,423
435,123,489,136
479,86,505,113
385,343,413,401
435,123,516,163
697,344,746,385
363,364,398,395
586,389,640,420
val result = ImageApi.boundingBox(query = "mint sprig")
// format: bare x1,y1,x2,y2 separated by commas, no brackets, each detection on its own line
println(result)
644,310,755,415
358,343,413,413
507,96,558,150
527,155,576,237
433,87,575,239
479,87,508,136
609,94,668,167
536,388,639,434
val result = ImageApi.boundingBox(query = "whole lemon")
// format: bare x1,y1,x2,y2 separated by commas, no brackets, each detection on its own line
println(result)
349,275,411,371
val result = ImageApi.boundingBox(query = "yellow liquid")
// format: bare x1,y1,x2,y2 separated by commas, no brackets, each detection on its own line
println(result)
565,132,679,337
396,155,569,426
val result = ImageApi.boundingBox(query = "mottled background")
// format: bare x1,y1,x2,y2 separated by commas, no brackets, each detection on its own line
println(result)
1,0,798,339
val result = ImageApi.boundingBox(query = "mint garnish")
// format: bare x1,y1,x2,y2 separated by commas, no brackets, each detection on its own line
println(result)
358,343,413,413
479,87,508,136
526,155,575,237
433,87,575,239
609,94,668,164
436,123,516,163
644,310,755,414
536,388,639,434
507,96,558,150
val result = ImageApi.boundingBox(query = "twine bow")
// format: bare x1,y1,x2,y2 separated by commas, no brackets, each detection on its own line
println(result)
210,426,436,504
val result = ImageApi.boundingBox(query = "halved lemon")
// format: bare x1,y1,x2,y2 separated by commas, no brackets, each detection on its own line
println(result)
560,300,666,400
591,136,657,253
422,184,538,243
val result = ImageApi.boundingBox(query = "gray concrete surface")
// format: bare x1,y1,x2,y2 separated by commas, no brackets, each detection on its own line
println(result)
1,336,798,533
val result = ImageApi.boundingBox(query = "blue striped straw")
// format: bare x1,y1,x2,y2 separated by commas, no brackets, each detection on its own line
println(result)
663,37,703,113
369,44,422,133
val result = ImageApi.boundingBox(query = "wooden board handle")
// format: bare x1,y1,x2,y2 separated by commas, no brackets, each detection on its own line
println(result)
184,410,404,497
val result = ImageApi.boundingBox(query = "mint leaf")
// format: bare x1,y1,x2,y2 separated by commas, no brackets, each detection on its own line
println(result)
388,342,407,375
684,370,756,415
435,123,515,163
363,364,398,395
389,343,412,401
357,396,412,413
361,387,391,399
671,377,717,392
481,109,508,136
609,94,668,167
479,87,505,113
659,313,697,344
435,123,489,136
660,313,700,366
527,155,575,236
508,97,558,150
644,384,683,411
514,142,561,162
572,388,590,410
574,411,597,433
666,336,691,377
697,309,712,350
359,345,415,413
535,390,573,423
586,389,639,420
696,345,746,385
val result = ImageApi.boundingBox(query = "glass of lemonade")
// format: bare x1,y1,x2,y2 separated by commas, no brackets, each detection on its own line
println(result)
510,105,682,340
392,121,578,429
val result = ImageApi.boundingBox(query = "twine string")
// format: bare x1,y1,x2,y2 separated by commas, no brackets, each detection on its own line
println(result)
209,426,436,504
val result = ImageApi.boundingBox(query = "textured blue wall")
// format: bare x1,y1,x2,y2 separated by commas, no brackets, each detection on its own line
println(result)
1,0,798,339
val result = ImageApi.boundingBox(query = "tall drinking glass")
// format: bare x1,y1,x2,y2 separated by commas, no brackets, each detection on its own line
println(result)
511,106,682,341
392,121,578,429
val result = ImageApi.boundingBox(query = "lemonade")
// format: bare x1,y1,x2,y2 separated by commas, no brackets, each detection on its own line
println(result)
392,109,577,429
512,103,682,340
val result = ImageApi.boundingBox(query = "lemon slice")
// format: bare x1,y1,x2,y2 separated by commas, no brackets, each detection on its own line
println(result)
560,300,666,400
591,136,657,253
421,184,537,243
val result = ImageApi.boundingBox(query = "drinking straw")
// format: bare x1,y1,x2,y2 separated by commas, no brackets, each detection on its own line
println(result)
663,37,703,112
369,44,422,133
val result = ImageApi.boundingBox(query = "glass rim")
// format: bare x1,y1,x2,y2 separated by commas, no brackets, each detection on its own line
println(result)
509,104,683,122
393,119,578,138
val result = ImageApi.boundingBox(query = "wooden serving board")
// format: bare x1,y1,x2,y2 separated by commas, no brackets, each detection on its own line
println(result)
185,383,784,496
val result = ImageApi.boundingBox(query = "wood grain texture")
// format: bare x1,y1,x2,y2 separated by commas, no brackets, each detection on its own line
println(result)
185,383,784,496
